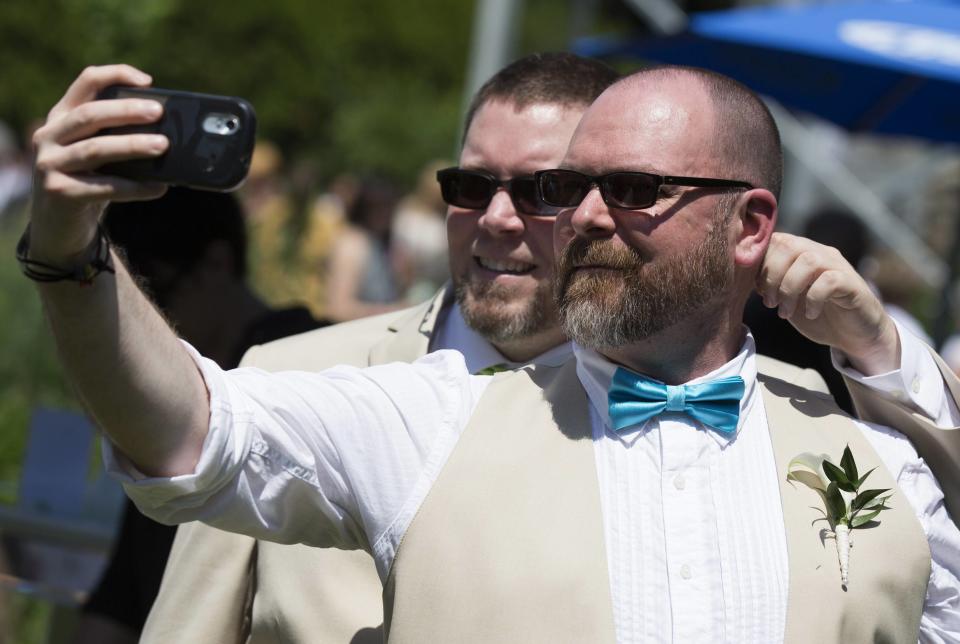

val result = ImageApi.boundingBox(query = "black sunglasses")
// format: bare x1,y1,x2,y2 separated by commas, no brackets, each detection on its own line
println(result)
535,169,753,210
436,167,560,217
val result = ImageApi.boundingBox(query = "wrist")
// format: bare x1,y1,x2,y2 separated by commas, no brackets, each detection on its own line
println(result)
17,224,115,285
845,315,901,376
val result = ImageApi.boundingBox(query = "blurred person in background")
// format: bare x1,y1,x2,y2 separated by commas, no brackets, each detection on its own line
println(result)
297,172,359,319
934,282,960,378
392,159,453,303
242,140,310,308
0,120,30,225
70,187,322,644
324,177,407,321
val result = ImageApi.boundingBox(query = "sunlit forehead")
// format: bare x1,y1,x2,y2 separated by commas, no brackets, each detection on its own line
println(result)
563,79,715,178
461,100,585,178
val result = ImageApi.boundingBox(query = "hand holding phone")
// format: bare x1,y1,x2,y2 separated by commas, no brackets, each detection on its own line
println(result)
96,86,257,192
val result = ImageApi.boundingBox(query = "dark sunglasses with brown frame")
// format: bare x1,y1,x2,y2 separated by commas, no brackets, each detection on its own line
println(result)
436,167,561,217
535,168,753,210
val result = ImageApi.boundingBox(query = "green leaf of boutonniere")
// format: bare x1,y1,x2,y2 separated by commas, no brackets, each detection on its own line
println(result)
851,488,890,513
825,481,847,521
850,509,882,527
840,445,858,482
854,467,877,489
823,460,857,493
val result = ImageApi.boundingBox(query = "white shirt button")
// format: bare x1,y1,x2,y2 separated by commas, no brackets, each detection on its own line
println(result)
680,564,692,579
674,475,686,490
912,378,921,394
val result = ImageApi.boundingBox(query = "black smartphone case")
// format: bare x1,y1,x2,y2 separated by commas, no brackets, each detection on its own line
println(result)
96,86,257,191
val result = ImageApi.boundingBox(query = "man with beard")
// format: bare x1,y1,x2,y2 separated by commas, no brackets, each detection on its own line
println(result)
140,53,616,644
24,64,960,642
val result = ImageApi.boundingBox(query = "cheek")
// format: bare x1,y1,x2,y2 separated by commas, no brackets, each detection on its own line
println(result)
552,212,576,258
525,218,556,261
445,211,478,261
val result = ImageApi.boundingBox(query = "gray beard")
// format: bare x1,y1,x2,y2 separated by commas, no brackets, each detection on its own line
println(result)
554,213,732,350
454,275,555,344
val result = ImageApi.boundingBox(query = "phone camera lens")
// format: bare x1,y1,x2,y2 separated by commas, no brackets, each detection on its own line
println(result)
226,118,238,131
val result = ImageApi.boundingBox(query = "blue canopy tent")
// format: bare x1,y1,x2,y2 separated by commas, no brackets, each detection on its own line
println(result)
574,0,960,143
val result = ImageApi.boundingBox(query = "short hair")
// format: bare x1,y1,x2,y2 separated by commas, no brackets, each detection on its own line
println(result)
104,187,248,281
621,66,783,199
462,52,619,144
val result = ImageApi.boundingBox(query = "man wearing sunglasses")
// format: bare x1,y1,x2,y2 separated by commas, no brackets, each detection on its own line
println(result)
26,61,960,643
138,53,619,644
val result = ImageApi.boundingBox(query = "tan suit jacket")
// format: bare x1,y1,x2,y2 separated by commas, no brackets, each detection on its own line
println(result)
143,293,960,643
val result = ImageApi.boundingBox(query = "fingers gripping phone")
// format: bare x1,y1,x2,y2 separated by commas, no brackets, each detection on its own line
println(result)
96,86,257,191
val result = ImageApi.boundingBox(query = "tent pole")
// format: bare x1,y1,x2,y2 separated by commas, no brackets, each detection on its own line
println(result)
458,0,522,148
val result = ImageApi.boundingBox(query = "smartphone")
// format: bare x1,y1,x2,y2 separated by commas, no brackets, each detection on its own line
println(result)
96,86,257,191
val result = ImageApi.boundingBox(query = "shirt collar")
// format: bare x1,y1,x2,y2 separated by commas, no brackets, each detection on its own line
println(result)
432,302,573,373
573,329,759,445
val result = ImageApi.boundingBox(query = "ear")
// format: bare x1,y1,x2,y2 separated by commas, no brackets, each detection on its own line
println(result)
733,188,777,267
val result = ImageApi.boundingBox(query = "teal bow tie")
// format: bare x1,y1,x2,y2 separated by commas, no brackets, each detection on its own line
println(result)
608,368,745,435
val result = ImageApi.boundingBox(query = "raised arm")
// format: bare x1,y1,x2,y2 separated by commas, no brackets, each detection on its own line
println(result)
758,232,960,520
27,65,208,477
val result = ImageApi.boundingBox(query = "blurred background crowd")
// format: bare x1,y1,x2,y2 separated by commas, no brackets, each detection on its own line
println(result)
0,0,958,641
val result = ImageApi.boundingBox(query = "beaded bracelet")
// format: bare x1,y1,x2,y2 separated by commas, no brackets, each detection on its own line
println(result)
15,225,115,285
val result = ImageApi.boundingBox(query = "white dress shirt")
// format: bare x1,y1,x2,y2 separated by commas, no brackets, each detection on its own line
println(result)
109,326,960,643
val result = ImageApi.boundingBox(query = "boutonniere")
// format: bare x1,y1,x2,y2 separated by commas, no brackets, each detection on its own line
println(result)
787,445,891,587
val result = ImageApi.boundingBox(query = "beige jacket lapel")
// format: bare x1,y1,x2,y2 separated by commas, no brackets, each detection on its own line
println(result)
368,287,448,365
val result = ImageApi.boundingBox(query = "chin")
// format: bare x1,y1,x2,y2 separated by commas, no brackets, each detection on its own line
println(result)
456,277,553,344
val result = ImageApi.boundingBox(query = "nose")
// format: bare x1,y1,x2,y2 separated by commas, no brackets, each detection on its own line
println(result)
478,188,525,235
570,187,616,238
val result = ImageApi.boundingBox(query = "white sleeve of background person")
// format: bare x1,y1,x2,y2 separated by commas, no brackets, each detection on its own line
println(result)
102,342,488,557
853,419,960,641
834,319,960,426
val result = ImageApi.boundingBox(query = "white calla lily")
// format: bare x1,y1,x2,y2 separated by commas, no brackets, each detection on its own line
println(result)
786,452,831,492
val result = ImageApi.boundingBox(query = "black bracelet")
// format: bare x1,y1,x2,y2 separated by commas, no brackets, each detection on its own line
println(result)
16,224,115,285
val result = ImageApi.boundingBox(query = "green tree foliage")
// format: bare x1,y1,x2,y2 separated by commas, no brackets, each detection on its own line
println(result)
0,0,475,183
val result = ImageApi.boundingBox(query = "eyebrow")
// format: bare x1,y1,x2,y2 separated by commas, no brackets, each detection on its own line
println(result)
556,165,668,175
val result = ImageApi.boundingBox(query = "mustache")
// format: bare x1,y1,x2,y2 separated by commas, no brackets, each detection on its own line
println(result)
557,237,645,273
555,237,646,306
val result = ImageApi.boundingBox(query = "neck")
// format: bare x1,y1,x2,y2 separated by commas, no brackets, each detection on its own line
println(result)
492,326,568,363
599,304,745,385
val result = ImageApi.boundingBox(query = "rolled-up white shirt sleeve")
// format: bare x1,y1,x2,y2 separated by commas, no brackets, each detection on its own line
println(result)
834,319,960,427
103,342,486,552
